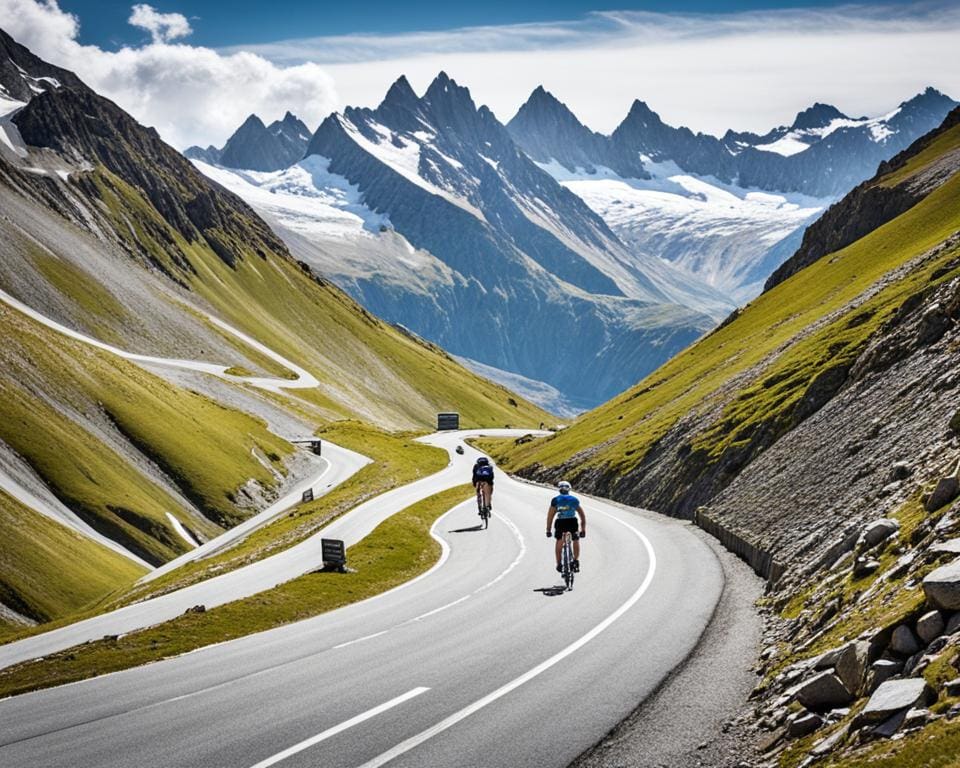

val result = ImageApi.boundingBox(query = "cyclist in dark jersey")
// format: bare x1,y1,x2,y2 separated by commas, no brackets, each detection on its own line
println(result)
546,480,586,572
472,457,494,514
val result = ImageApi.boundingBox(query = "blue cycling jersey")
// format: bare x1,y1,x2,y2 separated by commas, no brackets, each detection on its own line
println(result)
552,493,580,519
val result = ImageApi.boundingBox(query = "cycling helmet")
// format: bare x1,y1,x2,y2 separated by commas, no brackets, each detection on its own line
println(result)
475,457,490,465
558,480,572,493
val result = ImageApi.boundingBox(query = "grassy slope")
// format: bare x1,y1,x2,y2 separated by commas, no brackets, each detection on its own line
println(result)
92,167,551,431
113,421,449,606
500,168,960,478
0,484,471,698
0,301,293,563
0,490,145,635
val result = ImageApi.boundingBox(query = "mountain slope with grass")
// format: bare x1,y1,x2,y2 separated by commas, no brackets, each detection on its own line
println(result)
0,28,549,635
493,105,960,765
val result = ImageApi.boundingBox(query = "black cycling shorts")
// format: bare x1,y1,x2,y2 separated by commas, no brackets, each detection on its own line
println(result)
554,517,579,539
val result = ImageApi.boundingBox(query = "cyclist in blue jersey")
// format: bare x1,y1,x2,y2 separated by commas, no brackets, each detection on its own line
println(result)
472,456,495,514
546,480,586,573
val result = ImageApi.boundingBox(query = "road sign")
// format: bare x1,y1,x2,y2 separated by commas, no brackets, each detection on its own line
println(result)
302,488,314,503
322,538,347,571
437,412,460,430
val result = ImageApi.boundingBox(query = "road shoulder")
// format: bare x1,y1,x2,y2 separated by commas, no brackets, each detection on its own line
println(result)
571,522,763,768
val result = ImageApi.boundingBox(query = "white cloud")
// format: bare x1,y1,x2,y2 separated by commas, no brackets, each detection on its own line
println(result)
231,2,960,135
128,4,191,44
0,0,337,149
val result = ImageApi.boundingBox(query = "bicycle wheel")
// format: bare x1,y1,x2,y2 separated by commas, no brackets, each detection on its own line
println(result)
563,536,574,591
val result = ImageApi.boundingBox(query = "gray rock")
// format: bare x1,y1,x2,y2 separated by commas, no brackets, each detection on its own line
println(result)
932,539,960,556
866,659,903,693
853,557,882,577
903,707,933,730
859,678,934,724
788,710,824,737
927,477,960,512
835,640,871,696
889,461,913,482
890,624,921,656
917,610,946,644
947,611,960,635
871,708,908,738
795,671,854,711
944,677,960,696
923,557,960,610
858,519,900,551
811,724,849,756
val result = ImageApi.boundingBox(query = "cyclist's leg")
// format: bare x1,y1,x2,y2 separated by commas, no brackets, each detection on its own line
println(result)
573,536,580,561
483,481,492,509
554,530,562,565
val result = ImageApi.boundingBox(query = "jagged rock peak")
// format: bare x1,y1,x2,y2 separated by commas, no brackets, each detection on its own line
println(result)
423,71,475,109
237,114,267,131
792,103,846,130
381,74,419,107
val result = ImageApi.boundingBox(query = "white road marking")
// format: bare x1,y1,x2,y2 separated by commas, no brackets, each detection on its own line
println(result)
333,631,389,650
248,687,429,768
353,510,656,768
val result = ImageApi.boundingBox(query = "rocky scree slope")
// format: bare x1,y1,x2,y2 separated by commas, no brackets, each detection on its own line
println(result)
496,106,960,766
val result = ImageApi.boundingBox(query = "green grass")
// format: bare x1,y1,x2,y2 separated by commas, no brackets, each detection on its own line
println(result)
0,490,145,637
113,421,449,606
816,718,960,767
0,484,471,699
501,162,960,480
877,123,960,188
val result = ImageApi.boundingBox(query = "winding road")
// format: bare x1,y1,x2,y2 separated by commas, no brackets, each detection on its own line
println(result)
0,434,724,768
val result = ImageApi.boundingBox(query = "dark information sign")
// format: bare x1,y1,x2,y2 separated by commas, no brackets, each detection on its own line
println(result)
302,488,314,503
322,538,346,568
437,412,460,430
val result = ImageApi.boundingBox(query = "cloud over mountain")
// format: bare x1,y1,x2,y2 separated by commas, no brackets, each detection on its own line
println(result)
0,0,337,149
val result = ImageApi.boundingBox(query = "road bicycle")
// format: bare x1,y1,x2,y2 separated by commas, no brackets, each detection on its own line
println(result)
559,531,575,591
475,484,491,530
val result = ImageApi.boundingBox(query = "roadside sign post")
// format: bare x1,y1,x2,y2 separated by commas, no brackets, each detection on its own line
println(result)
302,488,314,503
322,538,347,572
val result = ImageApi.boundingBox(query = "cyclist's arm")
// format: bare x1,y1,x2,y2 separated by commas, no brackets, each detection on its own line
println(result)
577,505,586,535
546,505,557,532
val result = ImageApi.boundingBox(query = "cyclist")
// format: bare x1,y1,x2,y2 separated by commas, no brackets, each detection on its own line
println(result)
546,480,586,573
472,456,494,514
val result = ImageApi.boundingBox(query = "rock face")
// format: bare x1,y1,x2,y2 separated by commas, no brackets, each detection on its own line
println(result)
924,558,960,610
858,678,934,724
217,112,311,172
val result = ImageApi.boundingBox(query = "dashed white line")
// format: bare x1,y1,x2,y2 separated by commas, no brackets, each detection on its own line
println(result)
249,687,430,768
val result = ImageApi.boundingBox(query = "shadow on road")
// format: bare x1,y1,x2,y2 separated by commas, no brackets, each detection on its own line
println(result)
448,524,485,533
534,586,567,597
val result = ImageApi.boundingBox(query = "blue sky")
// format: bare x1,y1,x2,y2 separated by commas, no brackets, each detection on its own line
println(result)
60,0,913,48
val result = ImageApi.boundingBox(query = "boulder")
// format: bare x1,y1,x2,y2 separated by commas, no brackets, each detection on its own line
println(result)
948,612,960,635
917,610,946,644
853,557,881,578
787,710,823,738
924,558,960,610
795,671,854,711
951,408,960,434
811,724,849,756
903,707,933,730
871,708,908,738
927,477,960,512
835,640,871,696
866,659,903,693
858,678,934,724
932,539,960,556
889,462,913,482
858,519,900,551
890,624,921,656
944,677,960,697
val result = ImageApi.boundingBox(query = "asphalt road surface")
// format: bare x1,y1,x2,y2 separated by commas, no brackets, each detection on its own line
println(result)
0,434,723,768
